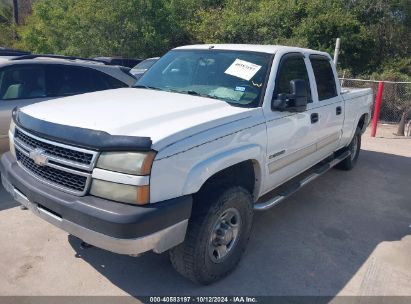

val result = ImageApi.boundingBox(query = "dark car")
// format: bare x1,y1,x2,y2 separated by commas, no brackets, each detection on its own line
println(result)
0,47,31,57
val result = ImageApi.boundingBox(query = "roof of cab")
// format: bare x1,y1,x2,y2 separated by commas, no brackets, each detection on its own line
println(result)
174,44,331,57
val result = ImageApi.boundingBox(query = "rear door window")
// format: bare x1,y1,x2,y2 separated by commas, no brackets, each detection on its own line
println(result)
0,65,46,100
46,65,109,97
309,57,338,101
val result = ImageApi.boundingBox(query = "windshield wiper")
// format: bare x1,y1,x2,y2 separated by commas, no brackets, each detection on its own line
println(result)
185,90,202,96
164,87,192,95
133,84,162,91
167,88,220,100
140,86,228,103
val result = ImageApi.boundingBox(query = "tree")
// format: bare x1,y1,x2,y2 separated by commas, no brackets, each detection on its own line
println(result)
19,0,176,57
0,1,15,47
189,0,410,77
16,0,410,79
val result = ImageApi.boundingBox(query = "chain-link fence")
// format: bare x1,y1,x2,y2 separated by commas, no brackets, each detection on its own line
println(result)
339,78,411,123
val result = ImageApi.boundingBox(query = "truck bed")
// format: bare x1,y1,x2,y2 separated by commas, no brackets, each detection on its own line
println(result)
341,87,373,98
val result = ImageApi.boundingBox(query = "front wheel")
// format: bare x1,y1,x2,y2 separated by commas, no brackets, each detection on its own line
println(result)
169,186,253,284
337,127,361,170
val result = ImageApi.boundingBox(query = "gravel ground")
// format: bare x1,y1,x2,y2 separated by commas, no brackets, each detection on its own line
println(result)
0,124,410,300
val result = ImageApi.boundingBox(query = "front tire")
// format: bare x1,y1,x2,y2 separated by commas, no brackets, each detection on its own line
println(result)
169,186,253,284
337,127,361,170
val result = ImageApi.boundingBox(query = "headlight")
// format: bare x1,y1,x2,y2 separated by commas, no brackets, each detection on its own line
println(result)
90,179,149,205
92,151,155,205
96,151,156,175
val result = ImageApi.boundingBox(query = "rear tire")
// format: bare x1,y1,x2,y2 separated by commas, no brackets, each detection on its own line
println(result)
337,127,361,170
169,186,253,285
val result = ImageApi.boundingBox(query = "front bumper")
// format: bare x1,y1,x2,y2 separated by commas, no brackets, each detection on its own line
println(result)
1,152,192,255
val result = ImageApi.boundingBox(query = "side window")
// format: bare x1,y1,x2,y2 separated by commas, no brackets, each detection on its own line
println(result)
100,73,128,89
274,55,311,102
46,65,109,97
309,57,337,101
0,65,46,100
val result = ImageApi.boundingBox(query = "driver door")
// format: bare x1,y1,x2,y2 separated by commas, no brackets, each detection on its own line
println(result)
262,53,319,194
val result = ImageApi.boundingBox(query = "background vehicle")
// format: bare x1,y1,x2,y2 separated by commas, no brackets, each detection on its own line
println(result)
0,47,31,57
93,57,143,68
1,44,372,284
129,57,160,79
0,54,136,153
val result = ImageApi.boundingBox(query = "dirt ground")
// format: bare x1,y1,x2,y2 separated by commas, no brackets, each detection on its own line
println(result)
0,123,410,300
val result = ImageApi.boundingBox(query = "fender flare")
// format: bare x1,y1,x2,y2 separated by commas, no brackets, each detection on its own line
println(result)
182,144,264,196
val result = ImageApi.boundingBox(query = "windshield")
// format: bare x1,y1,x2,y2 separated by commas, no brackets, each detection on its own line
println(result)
133,58,158,70
134,50,272,107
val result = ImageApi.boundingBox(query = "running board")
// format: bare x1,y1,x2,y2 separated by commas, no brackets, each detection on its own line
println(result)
254,150,351,211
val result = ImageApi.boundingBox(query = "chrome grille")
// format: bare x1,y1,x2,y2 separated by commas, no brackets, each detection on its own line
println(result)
16,150,87,192
13,127,98,195
15,129,93,165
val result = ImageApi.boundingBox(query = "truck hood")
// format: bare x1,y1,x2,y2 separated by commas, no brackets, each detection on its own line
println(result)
20,88,253,150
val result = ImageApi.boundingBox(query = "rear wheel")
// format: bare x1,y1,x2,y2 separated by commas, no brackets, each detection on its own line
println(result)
169,186,253,284
337,127,361,170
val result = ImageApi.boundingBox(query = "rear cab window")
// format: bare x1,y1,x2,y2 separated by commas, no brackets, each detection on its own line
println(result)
309,55,338,101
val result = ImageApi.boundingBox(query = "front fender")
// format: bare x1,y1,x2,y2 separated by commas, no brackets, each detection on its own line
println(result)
182,144,263,195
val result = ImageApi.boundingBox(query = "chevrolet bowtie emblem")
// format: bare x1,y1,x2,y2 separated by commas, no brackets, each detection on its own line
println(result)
29,148,48,166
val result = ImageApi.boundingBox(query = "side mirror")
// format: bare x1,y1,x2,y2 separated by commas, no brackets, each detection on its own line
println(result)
272,79,308,112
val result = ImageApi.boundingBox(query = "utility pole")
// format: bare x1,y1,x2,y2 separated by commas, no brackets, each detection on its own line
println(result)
12,0,19,41
13,0,19,25
333,38,340,67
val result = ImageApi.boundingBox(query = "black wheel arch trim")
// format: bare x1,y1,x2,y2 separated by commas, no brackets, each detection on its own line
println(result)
12,108,153,151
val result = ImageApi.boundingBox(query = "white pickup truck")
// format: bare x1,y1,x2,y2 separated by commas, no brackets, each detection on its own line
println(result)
1,44,372,284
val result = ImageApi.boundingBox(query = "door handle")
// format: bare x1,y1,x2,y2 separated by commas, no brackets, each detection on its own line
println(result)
311,113,319,124
336,106,342,115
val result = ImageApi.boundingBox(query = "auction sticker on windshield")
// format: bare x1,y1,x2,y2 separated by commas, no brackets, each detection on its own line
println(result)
224,59,261,81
